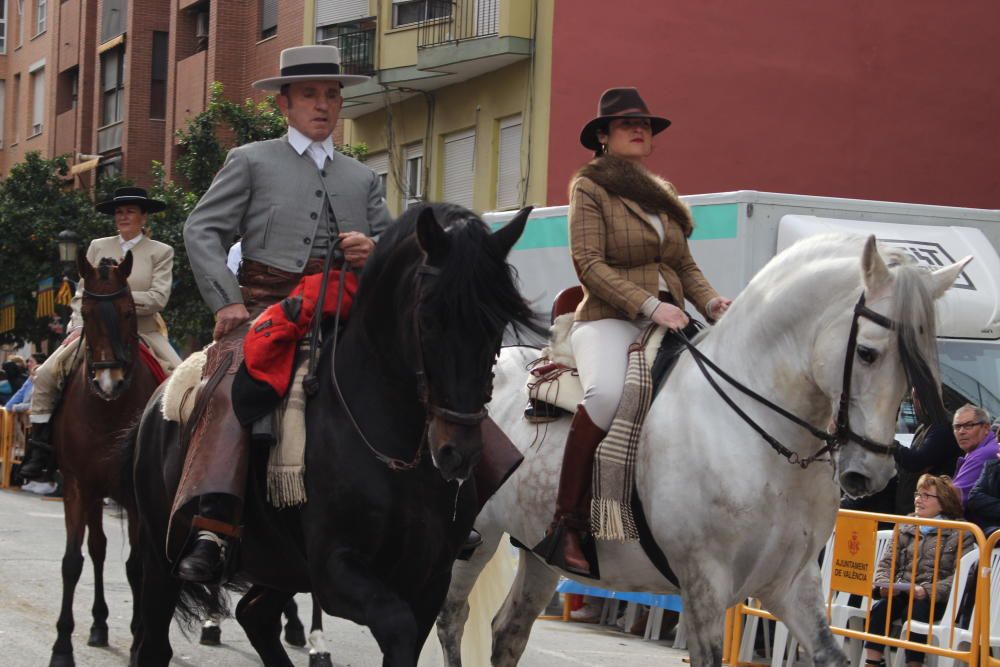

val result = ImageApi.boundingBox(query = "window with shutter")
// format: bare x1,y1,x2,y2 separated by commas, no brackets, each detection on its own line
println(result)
364,152,390,198
496,116,522,209
29,66,43,135
315,0,368,28
260,0,277,39
442,129,475,210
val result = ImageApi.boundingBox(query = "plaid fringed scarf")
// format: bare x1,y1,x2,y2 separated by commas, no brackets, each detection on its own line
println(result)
590,324,658,542
267,346,309,508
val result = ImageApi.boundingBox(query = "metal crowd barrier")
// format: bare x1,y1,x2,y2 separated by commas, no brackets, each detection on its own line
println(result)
730,510,992,667
0,410,28,488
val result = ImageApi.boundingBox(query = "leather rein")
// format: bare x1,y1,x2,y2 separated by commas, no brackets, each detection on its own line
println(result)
674,293,899,469
308,240,491,473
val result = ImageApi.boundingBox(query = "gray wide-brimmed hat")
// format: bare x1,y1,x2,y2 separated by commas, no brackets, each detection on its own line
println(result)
95,187,166,215
579,87,671,151
252,45,370,91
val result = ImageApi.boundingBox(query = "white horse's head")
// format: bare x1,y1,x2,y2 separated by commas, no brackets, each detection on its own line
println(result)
808,235,969,497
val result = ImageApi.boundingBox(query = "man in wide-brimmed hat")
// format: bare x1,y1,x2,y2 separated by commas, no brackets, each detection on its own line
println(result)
174,45,391,582
20,187,181,480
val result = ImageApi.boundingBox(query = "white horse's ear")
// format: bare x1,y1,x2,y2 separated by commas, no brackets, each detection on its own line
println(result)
861,235,891,294
927,256,972,300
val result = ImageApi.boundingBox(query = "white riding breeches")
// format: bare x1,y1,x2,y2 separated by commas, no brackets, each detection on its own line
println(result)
570,317,648,431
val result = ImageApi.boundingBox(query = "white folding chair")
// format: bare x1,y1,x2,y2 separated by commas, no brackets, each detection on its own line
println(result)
892,547,980,667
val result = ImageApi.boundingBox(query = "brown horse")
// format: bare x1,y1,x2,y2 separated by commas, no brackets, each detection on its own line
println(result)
48,252,163,667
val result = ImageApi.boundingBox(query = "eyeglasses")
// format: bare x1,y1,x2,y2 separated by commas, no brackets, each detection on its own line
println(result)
914,491,939,501
953,421,987,431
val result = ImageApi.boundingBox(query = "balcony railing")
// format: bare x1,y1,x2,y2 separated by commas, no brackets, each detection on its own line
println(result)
319,28,376,77
418,0,498,48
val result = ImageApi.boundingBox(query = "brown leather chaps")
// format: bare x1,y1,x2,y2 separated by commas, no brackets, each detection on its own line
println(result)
166,259,325,562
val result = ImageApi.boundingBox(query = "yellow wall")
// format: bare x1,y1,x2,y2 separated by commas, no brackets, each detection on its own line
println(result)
344,0,554,216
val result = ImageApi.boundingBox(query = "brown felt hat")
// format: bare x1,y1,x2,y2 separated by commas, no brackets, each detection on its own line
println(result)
579,87,671,151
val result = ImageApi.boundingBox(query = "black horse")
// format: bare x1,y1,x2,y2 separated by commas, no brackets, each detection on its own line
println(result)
128,204,539,666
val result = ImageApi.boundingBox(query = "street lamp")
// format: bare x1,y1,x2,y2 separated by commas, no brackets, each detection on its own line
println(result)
57,229,81,270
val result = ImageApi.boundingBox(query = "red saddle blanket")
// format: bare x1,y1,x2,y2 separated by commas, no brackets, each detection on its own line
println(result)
138,342,168,384
242,270,358,397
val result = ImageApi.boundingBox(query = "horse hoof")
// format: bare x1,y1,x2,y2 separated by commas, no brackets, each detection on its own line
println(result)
309,653,334,667
48,652,75,667
284,622,307,647
200,625,222,646
87,625,108,647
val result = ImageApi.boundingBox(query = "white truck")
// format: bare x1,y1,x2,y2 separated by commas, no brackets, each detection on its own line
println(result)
485,191,1000,421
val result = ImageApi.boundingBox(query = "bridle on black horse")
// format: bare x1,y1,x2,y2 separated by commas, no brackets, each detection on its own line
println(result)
306,238,493,472
674,292,902,469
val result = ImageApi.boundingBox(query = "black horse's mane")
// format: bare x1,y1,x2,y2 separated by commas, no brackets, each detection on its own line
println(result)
356,203,542,339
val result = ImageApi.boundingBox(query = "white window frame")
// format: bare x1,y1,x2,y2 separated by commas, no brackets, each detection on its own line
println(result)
392,0,448,29
496,115,523,210
404,143,424,209
34,0,43,35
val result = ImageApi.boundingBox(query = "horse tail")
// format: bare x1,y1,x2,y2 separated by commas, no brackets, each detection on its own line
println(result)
175,580,239,630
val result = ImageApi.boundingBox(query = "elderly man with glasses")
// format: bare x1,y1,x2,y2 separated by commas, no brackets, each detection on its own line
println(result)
950,404,998,504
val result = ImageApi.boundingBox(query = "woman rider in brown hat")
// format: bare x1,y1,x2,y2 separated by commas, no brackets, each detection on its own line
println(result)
534,87,731,575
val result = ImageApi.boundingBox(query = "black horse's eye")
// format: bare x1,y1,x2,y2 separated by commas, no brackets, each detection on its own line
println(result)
857,345,879,365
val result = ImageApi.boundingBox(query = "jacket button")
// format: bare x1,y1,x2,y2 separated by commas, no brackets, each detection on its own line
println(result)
296,260,304,267
304,238,311,245
653,255,662,263
321,171,327,177
315,190,322,197
310,212,317,220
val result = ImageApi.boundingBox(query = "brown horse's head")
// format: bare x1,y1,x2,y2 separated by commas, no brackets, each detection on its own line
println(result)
77,251,138,400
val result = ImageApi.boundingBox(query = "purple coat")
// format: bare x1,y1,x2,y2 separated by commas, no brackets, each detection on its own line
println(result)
954,431,1000,504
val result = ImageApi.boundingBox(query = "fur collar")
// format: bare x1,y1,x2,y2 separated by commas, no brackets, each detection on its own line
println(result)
574,156,693,236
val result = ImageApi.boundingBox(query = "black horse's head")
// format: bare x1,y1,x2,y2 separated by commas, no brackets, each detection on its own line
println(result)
355,203,539,481
78,251,138,400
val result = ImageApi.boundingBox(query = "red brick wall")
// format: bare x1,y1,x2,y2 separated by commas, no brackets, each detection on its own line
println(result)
548,1,1000,208
122,0,170,186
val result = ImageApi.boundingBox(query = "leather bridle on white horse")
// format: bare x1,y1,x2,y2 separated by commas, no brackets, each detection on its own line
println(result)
675,292,903,469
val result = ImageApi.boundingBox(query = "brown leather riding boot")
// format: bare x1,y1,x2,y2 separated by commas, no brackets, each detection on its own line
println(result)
533,405,606,576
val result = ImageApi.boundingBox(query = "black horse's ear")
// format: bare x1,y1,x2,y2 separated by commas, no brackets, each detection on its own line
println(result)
119,250,134,279
77,249,94,282
415,206,450,264
491,206,532,258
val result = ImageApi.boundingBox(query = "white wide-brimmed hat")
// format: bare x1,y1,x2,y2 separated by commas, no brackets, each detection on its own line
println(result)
252,45,370,91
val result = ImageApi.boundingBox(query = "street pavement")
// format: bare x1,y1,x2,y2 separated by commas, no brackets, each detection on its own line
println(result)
0,487,689,666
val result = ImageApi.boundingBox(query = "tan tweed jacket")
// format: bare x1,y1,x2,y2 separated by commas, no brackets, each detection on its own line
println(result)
569,176,719,321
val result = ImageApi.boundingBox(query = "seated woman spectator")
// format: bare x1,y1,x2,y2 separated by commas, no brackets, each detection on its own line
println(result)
863,474,973,667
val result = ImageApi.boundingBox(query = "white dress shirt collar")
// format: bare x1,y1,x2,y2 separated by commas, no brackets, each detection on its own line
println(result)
119,234,143,254
288,127,334,170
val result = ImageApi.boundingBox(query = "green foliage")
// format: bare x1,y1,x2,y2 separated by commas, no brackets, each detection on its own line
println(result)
0,153,114,346
174,82,287,196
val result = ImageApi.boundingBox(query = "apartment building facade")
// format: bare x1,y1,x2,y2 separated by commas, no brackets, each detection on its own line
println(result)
336,0,553,216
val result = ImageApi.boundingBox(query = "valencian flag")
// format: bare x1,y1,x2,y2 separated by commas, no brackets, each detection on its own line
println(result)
36,277,56,318
55,278,74,307
0,295,14,334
